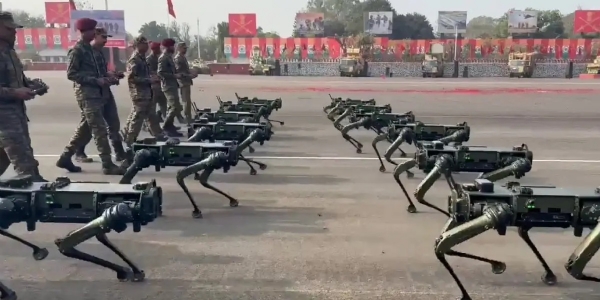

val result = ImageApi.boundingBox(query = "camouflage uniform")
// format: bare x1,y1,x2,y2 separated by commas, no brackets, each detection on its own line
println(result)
57,37,124,175
174,43,194,124
0,12,45,181
123,37,164,145
75,28,126,162
146,52,167,118
157,50,183,134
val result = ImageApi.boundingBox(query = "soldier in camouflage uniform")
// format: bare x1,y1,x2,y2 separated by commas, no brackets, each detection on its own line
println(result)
174,42,197,124
0,12,47,182
123,36,165,145
74,27,127,163
147,41,167,119
56,18,125,175
157,38,184,137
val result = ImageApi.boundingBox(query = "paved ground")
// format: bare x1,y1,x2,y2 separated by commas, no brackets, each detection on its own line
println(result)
3,74,600,299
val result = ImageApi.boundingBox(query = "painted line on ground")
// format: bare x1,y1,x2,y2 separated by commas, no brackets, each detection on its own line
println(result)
32,154,599,163
195,79,600,86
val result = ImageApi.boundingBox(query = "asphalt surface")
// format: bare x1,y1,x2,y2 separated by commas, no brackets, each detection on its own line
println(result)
3,73,600,299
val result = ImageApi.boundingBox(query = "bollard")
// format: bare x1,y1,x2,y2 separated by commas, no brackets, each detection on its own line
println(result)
284,64,288,75
462,66,468,78
385,66,390,77
566,61,573,79
453,60,459,78
297,63,302,69
389,72,393,78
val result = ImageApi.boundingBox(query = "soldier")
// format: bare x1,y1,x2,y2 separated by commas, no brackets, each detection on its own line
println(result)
56,18,125,175
123,36,165,145
74,27,127,163
174,42,197,124
147,41,168,119
0,12,47,181
158,38,184,137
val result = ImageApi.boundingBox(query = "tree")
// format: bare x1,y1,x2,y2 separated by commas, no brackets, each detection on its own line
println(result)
257,27,280,38
8,10,45,28
296,0,434,39
466,16,497,38
138,21,170,42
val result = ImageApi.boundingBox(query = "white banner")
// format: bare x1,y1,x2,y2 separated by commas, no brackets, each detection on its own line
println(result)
364,11,393,35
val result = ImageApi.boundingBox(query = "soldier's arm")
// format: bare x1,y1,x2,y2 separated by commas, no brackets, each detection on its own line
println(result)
157,55,175,79
127,57,151,84
0,87,17,101
67,47,99,85
174,56,191,78
146,56,157,74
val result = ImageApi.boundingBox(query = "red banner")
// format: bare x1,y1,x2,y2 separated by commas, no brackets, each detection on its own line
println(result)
45,2,71,24
224,37,600,60
228,13,257,37
574,10,600,34
15,28,71,51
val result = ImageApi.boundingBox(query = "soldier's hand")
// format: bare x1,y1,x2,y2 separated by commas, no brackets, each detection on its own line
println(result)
13,87,36,100
150,75,160,83
96,78,109,86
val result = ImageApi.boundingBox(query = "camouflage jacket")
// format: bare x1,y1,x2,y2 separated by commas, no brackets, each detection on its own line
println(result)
92,46,112,97
174,53,193,86
146,53,161,90
0,46,30,106
67,40,102,100
127,51,152,100
157,52,178,90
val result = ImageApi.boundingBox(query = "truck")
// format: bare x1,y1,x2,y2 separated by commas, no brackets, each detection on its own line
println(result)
339,48,367,77
190,59,211,75
421,54,444,77
508,52,539,78
585,56,600,74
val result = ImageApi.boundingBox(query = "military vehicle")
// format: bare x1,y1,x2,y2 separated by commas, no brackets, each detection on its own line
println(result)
585,55,600,74
249,56,276,75
195,108,258,123
421,54,444,77
190,59,211,75
339,48,367,77
508,52,539,78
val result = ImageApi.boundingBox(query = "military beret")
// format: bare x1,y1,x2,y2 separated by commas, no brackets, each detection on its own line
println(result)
75,18,98,31
95,27,112,37
0,12,22,29
133,36,148,45
150,41,161,50
161,38,176,47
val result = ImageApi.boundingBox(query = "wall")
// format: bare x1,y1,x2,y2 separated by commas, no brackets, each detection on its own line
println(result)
278,61,588,78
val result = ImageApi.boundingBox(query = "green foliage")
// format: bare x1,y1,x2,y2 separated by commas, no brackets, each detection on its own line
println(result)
8,10,45,28
465,8,591,39
297,0,434,39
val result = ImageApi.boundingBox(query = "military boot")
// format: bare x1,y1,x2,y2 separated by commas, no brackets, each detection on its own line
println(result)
74,148,94,163
114,145,128,162
56,150,82,173
31,168,48,182
101,157,126,175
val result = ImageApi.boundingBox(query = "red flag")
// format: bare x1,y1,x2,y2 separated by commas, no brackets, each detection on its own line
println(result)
68,0,76,10
167,0,176,18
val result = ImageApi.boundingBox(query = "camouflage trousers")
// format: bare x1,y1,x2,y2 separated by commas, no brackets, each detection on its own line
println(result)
124,98,163,145
152,86,167,117
162,87,182,127
66,97,116,161
179,85,193,124
0,103,39,176
76,94,123,155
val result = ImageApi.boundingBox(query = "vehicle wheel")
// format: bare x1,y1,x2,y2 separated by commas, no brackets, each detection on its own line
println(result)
509,73,513,78
422,73,426,78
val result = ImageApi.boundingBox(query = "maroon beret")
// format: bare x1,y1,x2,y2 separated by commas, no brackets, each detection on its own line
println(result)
75,18,97,32
150,41,161,50
161,38,176,48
